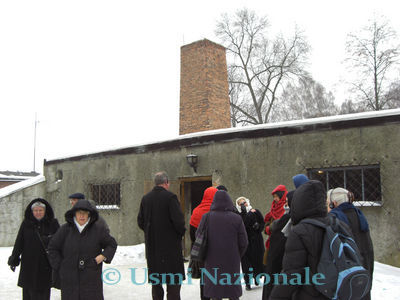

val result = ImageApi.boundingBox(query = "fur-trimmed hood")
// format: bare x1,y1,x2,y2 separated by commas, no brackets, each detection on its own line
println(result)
24,198,55,224
65,199,98,225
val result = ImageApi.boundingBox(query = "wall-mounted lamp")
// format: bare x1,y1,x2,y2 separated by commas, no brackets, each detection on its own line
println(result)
186,154,198,173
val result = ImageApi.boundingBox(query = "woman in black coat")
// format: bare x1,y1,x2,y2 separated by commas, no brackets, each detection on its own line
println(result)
262,190,293,300
8,198,60,300
198,190,248,300
235,196,265,290
48,200,117,300
270,180,329,300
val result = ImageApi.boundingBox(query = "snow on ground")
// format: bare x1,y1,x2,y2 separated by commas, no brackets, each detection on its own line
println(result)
1,244,400,299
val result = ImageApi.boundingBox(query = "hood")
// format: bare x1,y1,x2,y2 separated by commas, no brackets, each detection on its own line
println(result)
286,190,295,208
65,199,99,225
235,196,253,213
293,174,309,189
24,198,55,223
271,184,288,199
210,190,235,212
200,187,218,206
291,180,327,225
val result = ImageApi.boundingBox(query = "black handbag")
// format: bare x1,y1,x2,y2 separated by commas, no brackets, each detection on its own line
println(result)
190,212,210,262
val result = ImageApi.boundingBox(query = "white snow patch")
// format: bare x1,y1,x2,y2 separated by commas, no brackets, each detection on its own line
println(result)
1,245,400,299
110,244,146,265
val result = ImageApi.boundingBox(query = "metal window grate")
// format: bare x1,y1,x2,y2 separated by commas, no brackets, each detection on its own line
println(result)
307,164,381,205
89,183,121,209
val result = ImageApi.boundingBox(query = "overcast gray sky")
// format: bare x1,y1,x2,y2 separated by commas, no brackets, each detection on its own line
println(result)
1,0,399,173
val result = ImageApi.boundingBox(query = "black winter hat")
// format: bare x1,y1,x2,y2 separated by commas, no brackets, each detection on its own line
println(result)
287,190,295,208
68,192,85,200
216,185,228,192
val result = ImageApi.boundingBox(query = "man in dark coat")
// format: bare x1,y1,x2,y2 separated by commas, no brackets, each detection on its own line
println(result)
137,171,186,300
8,198,60,300
48,200,117,300
270,180,329,300
328,187,374,300
198,190,248,300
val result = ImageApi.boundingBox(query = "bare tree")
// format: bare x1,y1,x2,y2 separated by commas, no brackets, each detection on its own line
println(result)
274,76,339,121
345,16,400,110
384,80,400,108
216,9,310,125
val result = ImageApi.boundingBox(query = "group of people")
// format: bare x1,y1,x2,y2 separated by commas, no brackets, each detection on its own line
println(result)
9,170,374,300
138,171,374,300
8,193,117,300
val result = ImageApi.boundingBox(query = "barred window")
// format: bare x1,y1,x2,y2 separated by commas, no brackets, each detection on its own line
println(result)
89,183,121,209
307,164,381,205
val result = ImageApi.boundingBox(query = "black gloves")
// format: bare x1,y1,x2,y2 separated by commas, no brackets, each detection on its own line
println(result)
8,255,20,272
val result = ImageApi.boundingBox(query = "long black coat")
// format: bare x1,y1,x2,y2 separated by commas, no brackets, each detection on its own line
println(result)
270,180,329,300
262,213,290,299
9,198,60,292
239,208,265,275
48,200,117,300
199,191,248,299
137,186,186,283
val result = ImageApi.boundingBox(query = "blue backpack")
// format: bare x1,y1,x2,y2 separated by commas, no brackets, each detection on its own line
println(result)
301,217,371,300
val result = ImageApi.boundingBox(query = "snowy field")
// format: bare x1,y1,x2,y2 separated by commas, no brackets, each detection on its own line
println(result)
1,244,400,299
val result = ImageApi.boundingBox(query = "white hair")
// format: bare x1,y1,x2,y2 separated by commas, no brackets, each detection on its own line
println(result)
327,188,349,206
31,201,46,210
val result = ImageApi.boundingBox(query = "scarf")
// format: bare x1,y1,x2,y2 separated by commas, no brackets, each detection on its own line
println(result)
74,217,90,233
330,202,369,232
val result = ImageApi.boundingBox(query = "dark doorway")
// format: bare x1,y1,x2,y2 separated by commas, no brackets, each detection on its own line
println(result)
179,176,212,257
190,181,212,214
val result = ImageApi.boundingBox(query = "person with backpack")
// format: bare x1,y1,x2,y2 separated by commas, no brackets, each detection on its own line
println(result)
269,180,329,299
327,187,374,300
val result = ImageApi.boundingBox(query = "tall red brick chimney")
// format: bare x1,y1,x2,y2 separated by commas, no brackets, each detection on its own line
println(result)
179,39,231,135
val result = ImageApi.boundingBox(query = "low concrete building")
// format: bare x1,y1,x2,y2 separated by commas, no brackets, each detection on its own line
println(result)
43,109,400,267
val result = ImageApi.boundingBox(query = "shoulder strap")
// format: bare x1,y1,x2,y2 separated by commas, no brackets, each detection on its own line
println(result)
300,218,327,229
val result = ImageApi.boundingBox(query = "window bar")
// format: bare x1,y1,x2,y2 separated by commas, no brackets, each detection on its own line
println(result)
361,169,365,202
326,170,329,190
343,170,346,189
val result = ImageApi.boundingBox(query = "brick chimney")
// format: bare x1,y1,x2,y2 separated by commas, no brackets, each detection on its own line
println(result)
179,39,231,135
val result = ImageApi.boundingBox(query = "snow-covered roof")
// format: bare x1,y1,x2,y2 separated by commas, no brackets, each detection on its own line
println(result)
0,175,45,199
45,108,400,165
0,171,39,181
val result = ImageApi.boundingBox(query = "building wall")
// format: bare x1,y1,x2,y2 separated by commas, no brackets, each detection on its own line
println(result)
179,39,231,135
43,120,400,266
0,181,46,246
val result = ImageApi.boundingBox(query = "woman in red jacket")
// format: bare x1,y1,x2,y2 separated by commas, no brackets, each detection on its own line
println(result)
263,185,288,264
